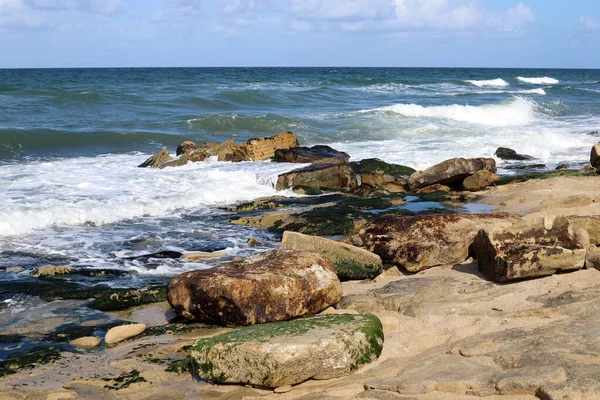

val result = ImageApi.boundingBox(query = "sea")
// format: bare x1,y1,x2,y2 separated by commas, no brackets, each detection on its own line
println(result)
1,67,599,337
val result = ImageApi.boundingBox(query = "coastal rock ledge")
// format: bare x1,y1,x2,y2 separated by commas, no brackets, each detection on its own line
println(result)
167,250,342,326
189,313,384,388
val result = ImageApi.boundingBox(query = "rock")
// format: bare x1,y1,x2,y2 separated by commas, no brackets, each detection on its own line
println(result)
167,250,342,326
462,170,500,191
180,252,227,260
586,246,600,270
4,266,25,272
407,158,496,191
472,216,588,282
415,184,451,194
275,164,358,191
204,140,250,162
503,163,547,170
189,314,383,388
69,336,101,349
273,145,350,164
105,323,146,344
555,163,570,170
31,265,74,278
566,215,600,245
280,231,382,281
494,147,535,161
124,251,183,261
360,172,407,193
350,158,416,177
245,131,299,161
274,385,292,393
176,141,198,156
591,143,600,168
138,150,173,168
361,214,520,272
247,237,259,247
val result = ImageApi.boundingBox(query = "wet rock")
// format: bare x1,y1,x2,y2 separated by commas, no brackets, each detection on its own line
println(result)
591,143,600,168
30,265,74,278
167,250,342,326
415,184,451,194
503,163,547,170
407,158,496,191
69,336,101,349
276,164,358,191
350,158,416,177
3,266,25,272
494,147,535,161
105,323,147,344
280,231,382,281
138,150,173,168
273,145,350,164
124,250,183,261
0,346,64,378
472,216,588,282
360,172,407,193
180,252,227,260
461,170,500,191
176,140,198,156
361,214,520,272
189,314,383,388
555,163,570,170
204,140,250,162
245,131,299,161
247,237,259,247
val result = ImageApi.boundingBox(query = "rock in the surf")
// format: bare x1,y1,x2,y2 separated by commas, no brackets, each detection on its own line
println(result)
189,313,383,388
590,143,600,168
245,131,299,161
472,216,588,282
167,250,342,326
31,265,74,278
407,158,496,191
462,170,500,191
138,150,173,168
273,145,350,164
275,164,358,191
361,214,520,272
176,141,199,156
350,158,416,177
494,147,535,161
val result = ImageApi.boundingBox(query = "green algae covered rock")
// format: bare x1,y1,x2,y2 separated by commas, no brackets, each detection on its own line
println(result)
189,314,384,388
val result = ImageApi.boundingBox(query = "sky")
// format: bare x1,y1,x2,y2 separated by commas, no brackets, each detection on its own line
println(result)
0,0,599,68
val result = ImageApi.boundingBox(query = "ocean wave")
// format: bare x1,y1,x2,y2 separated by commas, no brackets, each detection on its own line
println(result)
465,78,509,87
517,76,559,84
185,113,305,133
364,97,538,126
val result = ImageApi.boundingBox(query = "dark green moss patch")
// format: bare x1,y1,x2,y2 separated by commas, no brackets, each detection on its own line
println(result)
334,259,382,281
498,169,596,185
351,158,416,177
141,322,220,337
165,357,193,374
46,324,97,343
0,345,64,378
87,287,166,311
291,185,323,195
102,369,147,390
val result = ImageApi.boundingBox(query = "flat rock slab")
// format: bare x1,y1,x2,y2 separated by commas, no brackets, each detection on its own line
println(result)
408,157,496,190
167,250,342,326
189,314,384,388
273,145,350,164
275,164,358,191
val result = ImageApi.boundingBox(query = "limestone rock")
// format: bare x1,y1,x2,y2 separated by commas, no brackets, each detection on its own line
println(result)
586,246,600,270
280,231,382,281
494,147,535,161
273,145,350,164
167,250,342,326
176,141,198,156
138,150,173,168
360,172,407,193
69,336,101,349
189,314,383,388
105,323,146,344
276,164,358,191
566,215,600,245
245,131,299,161
407,158,496,191
590,143,600,168
462,170,500,191
472,216,588,282
415,184,452,194
361,214,520,272
31,265,74,278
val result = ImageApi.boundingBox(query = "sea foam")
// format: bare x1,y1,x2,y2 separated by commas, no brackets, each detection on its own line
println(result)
465,78,509,87
517,76,559,84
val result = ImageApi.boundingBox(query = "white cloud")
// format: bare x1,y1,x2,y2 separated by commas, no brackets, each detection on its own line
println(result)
579,15,599,32
289,0,394,21
220,0,278,15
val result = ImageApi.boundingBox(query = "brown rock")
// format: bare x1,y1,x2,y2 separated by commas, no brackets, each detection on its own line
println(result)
138,150,173,168
472,216,588,282
361,214,520,272
360,172,407,193
185,148,211,163
180,252,228,260
462,170,501,191
31,265,74,278
415,184,451,194
167,250,342,326
4,266,25,272
586,245,600,270
105,323,146,344
591,143,600,168
275,164,358,191
567,215,600,245
176,141,198,156
273,145,349,165
69,336,101,349
245,131,299,161
407,157,496,191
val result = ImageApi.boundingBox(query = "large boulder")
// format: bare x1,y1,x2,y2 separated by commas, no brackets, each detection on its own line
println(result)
167,250,342,326
276,164,358,191
494,147,535,161
407,158,496,191
245,131,299,161
280,231,382,281
590,143,600,168
273,145,349,165
472,216,588,282
361,214,520,272
204,140,250,162
360,172,407,193
462,170,500,191
138,150,173,168
189,314,383,388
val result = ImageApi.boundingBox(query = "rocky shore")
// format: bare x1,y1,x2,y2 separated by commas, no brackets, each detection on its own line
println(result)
2,132,600,399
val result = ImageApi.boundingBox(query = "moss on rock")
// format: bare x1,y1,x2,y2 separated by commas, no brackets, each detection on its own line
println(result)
351,158,416,177
0,345,64,378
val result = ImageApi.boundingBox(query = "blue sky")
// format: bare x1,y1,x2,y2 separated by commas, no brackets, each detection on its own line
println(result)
0,0,599,68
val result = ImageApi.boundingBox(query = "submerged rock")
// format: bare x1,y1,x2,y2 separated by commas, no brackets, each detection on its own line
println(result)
472,216,588,282
245,131,299,161
407,157,496,191
280,231,382,281
361,214,520,272
462,170,500,191
273,145,350,164
494,147,535,161
167,250,342,326
275,164,358,191
189,313,383,388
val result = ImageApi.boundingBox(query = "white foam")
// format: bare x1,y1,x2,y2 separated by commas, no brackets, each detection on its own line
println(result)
369,97,537,126
517,76,559,84
466,78,509,87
